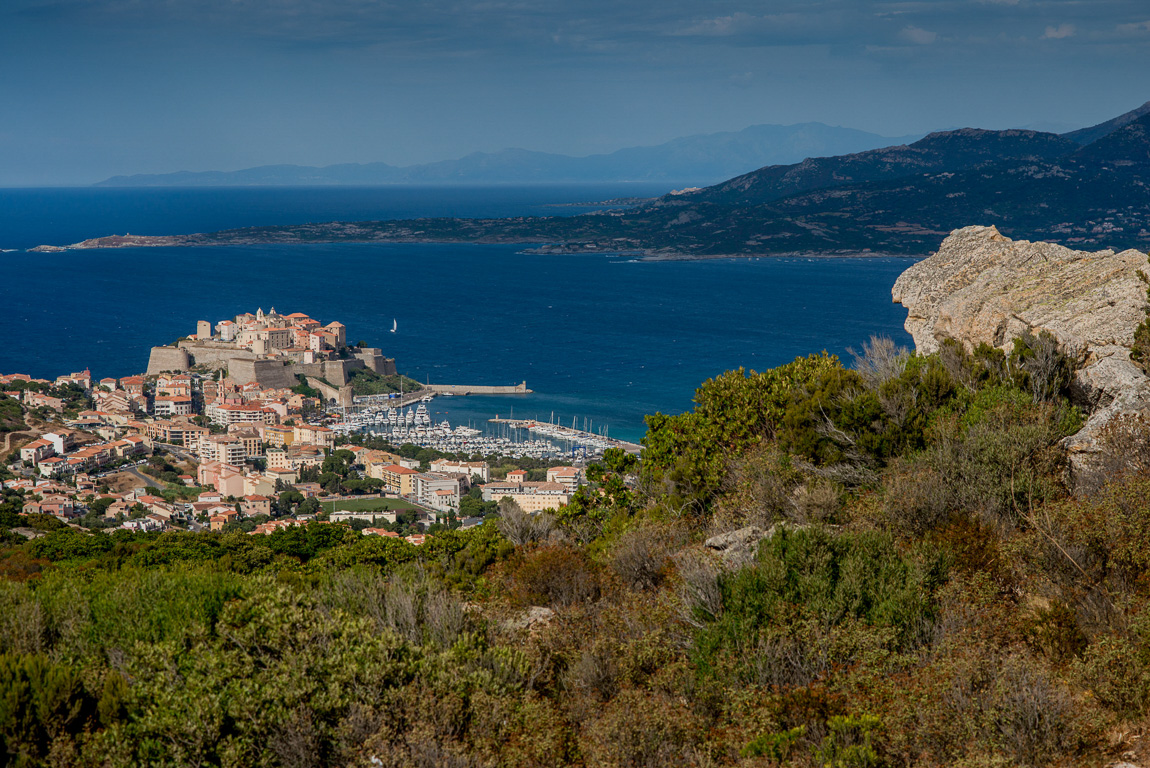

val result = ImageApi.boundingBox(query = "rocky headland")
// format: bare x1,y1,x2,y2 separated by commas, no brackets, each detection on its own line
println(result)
893,224,1150,490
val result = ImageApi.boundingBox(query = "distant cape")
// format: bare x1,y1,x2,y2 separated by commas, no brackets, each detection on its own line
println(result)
94,123,922,187
56,101,1150,261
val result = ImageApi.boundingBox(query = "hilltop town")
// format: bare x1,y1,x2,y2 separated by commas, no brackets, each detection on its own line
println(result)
147,307,399,406
0,309,586,541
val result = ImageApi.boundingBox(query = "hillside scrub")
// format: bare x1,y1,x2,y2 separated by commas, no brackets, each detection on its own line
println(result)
4,335,1150,767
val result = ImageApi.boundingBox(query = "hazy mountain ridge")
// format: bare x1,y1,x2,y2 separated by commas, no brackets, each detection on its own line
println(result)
54,101,1150,259
1062,100,1150,146
93,123,921,187
660,128,1081,208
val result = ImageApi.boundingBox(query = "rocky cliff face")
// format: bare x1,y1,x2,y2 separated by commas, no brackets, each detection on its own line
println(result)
892,225,1150,490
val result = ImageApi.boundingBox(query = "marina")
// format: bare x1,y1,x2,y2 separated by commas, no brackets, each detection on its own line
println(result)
324,379,627,459
488,417,643,455
325,396,605,460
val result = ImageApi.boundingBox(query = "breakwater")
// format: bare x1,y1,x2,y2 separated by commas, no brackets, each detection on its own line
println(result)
425,382,531,395
489,418,642,455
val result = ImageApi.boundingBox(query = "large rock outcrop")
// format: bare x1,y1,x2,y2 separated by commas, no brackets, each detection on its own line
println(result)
892,225,1150,490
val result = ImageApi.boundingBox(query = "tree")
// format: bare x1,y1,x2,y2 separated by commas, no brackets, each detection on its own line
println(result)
278,489,304,510
495,498,554,546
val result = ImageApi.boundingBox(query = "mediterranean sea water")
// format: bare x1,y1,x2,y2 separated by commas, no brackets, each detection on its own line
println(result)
0,186,918,442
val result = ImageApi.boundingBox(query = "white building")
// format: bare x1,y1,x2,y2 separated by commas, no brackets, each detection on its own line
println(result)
480,481,571,513
207,402,277,427
413,472,464,511
546,466,584,494
153,395,193,417
196,434,248,466
429,459,489,483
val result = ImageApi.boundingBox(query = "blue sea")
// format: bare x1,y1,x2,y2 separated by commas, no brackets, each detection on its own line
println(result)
0,186,919,442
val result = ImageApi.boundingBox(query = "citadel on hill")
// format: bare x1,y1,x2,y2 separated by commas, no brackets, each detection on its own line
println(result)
146,307,397,404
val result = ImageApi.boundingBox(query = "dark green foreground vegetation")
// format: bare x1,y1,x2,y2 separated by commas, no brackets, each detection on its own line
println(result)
3,334,1149,766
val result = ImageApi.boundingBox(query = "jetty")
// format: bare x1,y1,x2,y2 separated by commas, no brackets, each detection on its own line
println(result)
424,381,531,395
488,418,643,455
352,381,531,409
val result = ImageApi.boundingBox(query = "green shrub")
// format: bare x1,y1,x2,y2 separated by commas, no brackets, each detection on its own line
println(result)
507,544,600,609
1073,608,1150,718
884,393,1076,532
641,353,849,504
1129,260,1150,373
815,713,883,768
693,527,943,684
0,652,96,763
742,725,805,761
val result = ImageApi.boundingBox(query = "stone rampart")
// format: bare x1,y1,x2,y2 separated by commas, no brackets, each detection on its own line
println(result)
229,359,299,390
146,347,191,375
293,362,325,380
305,376,354,407
294,359,365,386
352,349,397,375
150,339,393,403
177,342,259,369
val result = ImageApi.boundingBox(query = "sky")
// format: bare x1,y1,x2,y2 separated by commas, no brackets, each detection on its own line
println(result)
2,0,1149,185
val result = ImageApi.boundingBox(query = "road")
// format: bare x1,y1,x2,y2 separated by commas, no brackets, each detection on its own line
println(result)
153,442,195,461
97,464,161,489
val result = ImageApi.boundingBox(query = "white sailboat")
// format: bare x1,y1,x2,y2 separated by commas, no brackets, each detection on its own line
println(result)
390,318,397,333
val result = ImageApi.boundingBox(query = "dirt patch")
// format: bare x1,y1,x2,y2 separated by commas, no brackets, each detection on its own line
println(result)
104,471,147,493
2,431,37,455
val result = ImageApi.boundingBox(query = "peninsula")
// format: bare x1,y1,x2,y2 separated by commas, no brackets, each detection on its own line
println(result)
31,102,1150,259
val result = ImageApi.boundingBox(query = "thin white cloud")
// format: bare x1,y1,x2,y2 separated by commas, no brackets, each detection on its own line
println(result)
673,12,813,39
900,25,937,44
677,13,747,37
1115,19,1150,35
1042,23,1076,39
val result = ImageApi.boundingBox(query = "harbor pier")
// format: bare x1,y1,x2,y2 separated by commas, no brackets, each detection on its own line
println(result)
488,418,643,455
424,381,532,395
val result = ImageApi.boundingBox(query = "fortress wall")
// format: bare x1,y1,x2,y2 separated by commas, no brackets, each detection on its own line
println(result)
146,347,191,375
228,359,298,390
156,340,394,396
181,346,259,368
323,363,348,386
178,340,243,352
255,360,300,390
352,349,396,375
305,376,354,407
293,360,355,385
226,359,261,385
308,359,363,386
294,362,326,379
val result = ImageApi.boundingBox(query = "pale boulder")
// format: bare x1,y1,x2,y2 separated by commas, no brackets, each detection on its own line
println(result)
892,225,1150,491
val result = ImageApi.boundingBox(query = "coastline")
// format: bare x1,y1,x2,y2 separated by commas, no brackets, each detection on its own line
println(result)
28,231,923,262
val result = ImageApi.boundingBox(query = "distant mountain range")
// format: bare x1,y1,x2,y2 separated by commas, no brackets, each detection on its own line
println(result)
93,123,922,187
617,100,1150,255
57,101,1150,258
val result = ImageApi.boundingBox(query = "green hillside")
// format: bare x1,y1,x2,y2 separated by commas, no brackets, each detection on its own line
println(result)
3,329,1149,766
